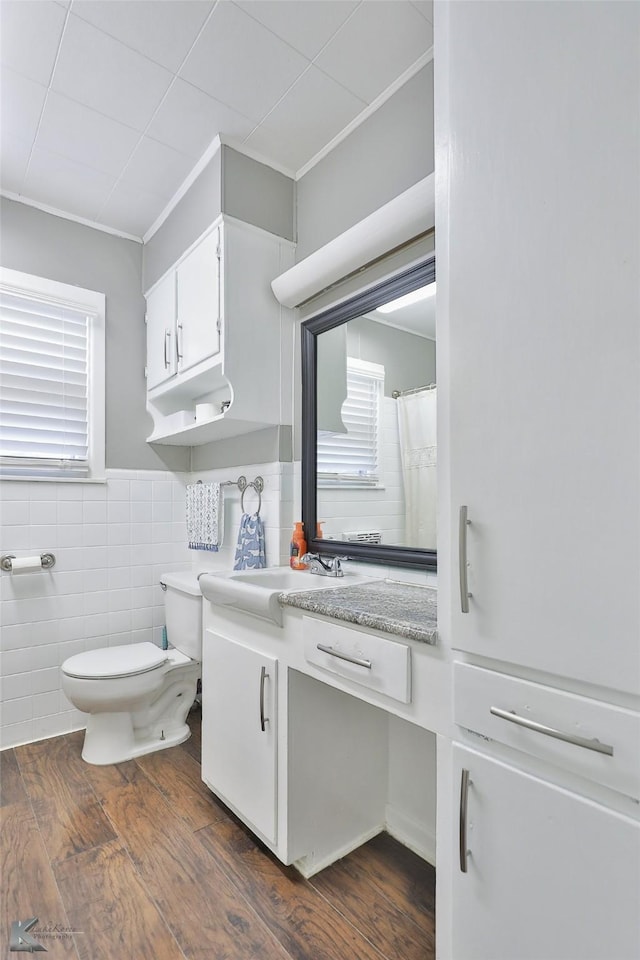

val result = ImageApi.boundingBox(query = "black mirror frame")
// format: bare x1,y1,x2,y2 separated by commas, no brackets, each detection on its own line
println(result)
301,256,437,570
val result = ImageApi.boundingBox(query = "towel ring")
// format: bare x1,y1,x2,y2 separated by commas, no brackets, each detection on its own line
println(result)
239,476,264,515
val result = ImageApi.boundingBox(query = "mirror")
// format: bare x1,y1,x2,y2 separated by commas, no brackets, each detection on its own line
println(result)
301,258,436,569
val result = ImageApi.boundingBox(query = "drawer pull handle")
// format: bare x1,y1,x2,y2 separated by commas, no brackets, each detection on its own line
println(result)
459,768,471,873
489,706,614,756
259,665,269,732
317,644,372,669
163,329,171,368
459,505,472,613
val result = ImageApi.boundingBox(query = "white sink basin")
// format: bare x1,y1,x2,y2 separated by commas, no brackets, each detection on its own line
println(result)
198,566,368,626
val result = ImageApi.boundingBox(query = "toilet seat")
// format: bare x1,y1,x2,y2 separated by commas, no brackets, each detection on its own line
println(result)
62,642,168,680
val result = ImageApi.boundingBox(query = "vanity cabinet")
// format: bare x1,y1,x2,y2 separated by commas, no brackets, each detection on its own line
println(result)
144,216,294,446
452,743,640,960
201,630,278,844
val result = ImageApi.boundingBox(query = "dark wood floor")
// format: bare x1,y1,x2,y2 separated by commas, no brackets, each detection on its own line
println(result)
1,707,435,960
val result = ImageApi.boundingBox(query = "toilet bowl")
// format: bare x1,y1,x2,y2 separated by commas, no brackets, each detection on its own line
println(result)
61,571,202,765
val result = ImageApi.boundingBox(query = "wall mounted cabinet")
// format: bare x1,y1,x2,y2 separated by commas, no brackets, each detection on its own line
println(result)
144,215,294,446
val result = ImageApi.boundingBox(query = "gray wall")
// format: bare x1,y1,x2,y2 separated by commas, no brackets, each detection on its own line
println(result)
143,150,222,292
143,145,295,293
293,65,434,457
295,62,434,261
0,197,188,472
348,317,436,396
191,425,292,473
222,146,295,243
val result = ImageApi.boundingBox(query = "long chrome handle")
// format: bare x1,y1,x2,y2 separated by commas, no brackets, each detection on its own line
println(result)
176,322,183,362
459,505,472,613
163,329,170,368
489,707,614,756
259,665,269,732
316,643,372,669
459,768,471,873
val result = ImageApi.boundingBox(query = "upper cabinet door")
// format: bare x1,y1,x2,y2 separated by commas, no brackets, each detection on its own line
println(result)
145,271,176,390
438,1,640,692
176,228,221,374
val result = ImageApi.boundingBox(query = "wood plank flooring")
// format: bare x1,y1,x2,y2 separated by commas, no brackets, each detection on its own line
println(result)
1,707,435,960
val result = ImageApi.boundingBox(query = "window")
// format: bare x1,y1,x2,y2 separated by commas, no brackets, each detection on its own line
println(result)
317,357,383,487
0,267,105,480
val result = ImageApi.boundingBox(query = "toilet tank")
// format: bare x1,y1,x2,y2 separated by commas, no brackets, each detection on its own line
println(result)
160,571,202,660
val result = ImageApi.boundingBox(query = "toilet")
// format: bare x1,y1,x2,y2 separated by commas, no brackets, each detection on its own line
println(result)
61,571,202,765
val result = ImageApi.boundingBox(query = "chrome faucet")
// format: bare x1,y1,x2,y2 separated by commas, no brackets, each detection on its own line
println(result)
301,554,344,577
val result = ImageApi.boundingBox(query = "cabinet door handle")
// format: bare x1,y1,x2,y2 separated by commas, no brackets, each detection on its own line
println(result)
163,329,171,368
459,767,471,873
316,643,372,669
459,505,472,613
176,322,183,362
489,707,614,756
259,665,269,732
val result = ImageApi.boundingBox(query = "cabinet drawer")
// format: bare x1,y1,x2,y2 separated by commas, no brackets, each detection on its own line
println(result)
454,662,640,798
303,616,411,703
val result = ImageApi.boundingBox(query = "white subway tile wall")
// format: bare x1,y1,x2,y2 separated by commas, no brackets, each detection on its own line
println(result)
0,468,192,749
187,461,294,574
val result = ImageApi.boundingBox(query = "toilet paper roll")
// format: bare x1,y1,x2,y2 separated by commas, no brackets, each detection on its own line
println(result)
11,556,44,573
195,403,216,422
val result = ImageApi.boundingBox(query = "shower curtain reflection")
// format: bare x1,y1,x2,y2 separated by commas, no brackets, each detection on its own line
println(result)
396,386,437,550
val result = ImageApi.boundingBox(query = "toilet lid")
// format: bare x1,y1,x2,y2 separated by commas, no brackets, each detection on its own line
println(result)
62,642,168,679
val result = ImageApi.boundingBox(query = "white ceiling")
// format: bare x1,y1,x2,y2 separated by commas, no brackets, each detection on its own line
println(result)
0,0,433,240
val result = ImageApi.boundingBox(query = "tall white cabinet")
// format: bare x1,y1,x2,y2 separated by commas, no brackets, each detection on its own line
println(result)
436,2,640,956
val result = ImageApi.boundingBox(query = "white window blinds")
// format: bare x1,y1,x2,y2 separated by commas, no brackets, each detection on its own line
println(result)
317,357,383,487
0,283,98,478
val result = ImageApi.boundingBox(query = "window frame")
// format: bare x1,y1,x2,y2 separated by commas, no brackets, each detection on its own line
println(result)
0,266,106,482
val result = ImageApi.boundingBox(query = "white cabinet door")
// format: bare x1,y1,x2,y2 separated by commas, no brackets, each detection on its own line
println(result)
452,743,640,960
145,271,176,389
439,1,640,692
176,228,221,374
201,630,277,843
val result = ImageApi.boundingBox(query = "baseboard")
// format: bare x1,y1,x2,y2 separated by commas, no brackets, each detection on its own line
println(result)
385,804,436,867
293,823,385,878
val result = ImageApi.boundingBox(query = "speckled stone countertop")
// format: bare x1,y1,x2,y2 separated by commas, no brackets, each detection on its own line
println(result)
279,579,437,645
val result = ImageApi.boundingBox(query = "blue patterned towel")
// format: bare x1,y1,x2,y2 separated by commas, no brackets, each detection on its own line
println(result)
186,482,221,551
233,513,266,570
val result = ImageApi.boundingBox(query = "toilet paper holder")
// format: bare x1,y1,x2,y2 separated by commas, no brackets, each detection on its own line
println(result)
1,552,56,572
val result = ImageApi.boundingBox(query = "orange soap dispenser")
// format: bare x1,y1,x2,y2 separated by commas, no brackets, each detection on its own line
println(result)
290,521,308,570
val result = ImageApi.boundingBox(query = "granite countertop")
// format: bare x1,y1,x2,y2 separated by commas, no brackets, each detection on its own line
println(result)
279,579,437,645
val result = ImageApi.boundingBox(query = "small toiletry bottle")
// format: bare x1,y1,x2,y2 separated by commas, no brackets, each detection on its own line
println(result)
161,625,168,650
316,521,324,538
290,522,308,569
